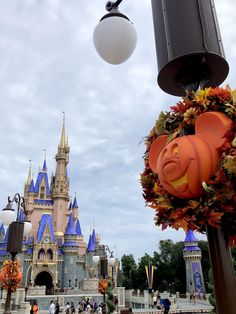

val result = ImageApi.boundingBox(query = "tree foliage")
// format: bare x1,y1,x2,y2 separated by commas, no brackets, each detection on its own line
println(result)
120,239,236,293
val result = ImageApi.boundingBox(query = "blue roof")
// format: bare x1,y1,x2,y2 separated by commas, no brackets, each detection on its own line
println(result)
92,228,96,244
72,196,78,208
75,219,82,236
65,212,77,235
42,159,47,171
26,247,33,254
28,179,36,193
0,250,7,255
87,233,95,252
184,246,201,251
58,248,63,255
35,171,51,196
62,241,78,247
34,199,53,205
36,214,55,242
184,230,198,242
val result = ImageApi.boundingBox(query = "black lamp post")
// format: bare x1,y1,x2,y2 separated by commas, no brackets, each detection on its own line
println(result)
93,1,236,313
24,286,29,302
0,193,32,314
93,245,116,314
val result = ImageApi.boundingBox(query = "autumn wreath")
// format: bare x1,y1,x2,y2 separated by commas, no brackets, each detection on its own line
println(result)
140,86,236,240
0,259,22,292
98,278,108,294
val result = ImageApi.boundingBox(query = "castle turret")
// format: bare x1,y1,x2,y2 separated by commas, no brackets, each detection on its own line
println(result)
183,230,206,295
62,212,79,288
52,116,70,237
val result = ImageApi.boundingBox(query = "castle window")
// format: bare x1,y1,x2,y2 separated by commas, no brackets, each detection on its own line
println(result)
40,186,45,199
46,249,53,260
38,248,45,260
75,279,77,287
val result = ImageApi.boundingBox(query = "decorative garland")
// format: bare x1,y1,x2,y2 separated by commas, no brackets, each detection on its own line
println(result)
0,259,22,292
140,86,236,239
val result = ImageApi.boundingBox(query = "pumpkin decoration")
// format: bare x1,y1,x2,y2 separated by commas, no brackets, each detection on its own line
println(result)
0,259,22,292
149,112,232,198
141,86,236,237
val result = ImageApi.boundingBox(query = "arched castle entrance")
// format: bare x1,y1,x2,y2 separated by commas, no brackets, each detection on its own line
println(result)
34,271,54,295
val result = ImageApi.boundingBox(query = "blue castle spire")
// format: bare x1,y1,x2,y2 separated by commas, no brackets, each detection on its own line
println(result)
28,179,36,193
75,219,82,236
42,158,47,171
72,196,78,208
65,212,77,235
35,158,51,196
87,229,95,252
184,230,198,242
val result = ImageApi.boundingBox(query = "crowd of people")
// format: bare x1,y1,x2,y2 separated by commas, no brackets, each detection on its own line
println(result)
44,297,112,314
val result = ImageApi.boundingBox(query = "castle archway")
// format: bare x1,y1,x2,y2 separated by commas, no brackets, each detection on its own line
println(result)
34,271,54,295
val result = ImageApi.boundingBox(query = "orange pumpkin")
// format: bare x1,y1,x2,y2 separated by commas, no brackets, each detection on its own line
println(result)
149,112,232,198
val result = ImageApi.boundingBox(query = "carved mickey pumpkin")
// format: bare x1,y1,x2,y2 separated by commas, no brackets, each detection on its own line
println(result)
149,112,232,198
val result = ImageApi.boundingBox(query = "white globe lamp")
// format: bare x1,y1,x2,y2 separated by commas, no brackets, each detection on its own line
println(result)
93,7,137,64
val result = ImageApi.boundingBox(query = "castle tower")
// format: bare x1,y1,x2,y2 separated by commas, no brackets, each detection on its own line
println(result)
62,212,79,288
52,116,70,237
183,230,206,294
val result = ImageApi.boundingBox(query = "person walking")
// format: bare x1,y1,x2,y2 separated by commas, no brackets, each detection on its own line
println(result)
49,300,55,314
65,302,70,314
160,298,171,314
55,302,60,314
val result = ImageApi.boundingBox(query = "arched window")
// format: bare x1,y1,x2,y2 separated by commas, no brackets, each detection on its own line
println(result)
47,248,53,260
38,248,45,260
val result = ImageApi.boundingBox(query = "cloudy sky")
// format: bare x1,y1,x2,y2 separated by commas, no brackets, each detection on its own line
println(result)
0,0,235,261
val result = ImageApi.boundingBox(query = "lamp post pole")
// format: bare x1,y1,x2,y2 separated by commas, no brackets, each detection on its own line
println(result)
0,193,32,314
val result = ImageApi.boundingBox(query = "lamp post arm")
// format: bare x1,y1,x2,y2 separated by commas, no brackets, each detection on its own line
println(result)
106,0,123,11
104,245,114,257
9,193,27,221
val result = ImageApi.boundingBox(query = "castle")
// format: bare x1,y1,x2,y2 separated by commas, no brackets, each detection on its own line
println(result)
0,119,112,294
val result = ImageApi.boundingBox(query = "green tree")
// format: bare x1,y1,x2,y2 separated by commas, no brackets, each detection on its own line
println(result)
136,254,153,291
121,254,137,289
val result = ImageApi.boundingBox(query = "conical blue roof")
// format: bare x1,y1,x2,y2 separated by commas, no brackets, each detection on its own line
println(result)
28,179,36,193
72,196,78,208
65,212,77,235
35,166,50,196
42,159,47,171
92,228,96,244
36,214,55,242
184,230,198,242
87,231,95,252
75,219,82,236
